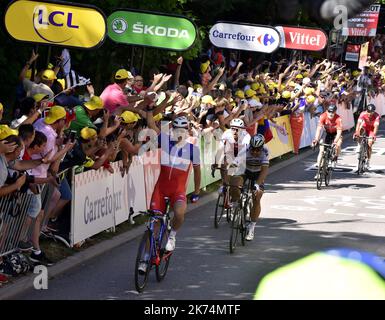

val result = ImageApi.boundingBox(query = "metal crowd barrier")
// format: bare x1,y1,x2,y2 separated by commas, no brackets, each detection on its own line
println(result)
0,192,33,257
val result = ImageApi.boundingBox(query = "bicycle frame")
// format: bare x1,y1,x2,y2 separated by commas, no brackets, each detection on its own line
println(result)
316,143,336,190
357,135,370,175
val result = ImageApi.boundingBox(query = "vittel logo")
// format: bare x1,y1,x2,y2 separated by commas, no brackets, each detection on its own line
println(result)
132,21,189,38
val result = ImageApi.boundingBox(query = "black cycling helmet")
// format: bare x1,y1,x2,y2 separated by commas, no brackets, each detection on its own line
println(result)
327,104,337,113
367,104,376,113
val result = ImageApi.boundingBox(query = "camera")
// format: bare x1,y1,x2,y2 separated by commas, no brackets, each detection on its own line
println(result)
64,130,77,144
6,171,35,193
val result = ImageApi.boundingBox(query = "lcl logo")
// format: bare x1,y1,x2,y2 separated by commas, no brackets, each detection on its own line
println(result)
33,5,79,43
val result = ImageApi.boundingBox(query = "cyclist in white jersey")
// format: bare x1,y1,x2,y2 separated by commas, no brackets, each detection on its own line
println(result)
229,133,269,241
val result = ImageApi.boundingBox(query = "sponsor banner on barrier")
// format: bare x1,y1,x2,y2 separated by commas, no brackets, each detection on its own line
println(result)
275,26,327,51
72,169,114,245
111,159,147,225
337,103,355,131
142,149,161,209
267,116,294,158
209,22,280,53
4,0,106,49
300,113,319,149
345,44,360,62
107,10,197,51
71,158,147,245
342,4,381,37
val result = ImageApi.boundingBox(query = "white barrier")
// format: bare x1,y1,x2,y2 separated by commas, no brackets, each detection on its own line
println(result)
300,112,319,149
71,158,146,246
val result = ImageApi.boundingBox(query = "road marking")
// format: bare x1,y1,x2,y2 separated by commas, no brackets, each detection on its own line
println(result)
270,205,317,211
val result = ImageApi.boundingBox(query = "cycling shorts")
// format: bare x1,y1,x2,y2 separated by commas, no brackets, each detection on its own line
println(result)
150,166,189,214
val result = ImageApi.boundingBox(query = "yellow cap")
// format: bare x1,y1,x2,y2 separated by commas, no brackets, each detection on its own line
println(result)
0,125,19,140
121,111,140,124
200,61,210,73
153,113,163,122
235,90,245,99
282,91,292,99
304,87,315,96
251,82,260,91
84,96,104,111
115,69,133,80
296,74,304,79
0,102,3,111
44,106,67,125
33,94,49,103
306,95,316,104
258,87,267,95
41,69,57,81
193,84,203,90
201,95,216,105
245,89,257,98
288,81,296,87
352,70,361,77
80,127,97,140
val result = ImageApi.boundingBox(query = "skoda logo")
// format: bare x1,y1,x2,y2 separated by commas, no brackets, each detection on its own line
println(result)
112,18,127,34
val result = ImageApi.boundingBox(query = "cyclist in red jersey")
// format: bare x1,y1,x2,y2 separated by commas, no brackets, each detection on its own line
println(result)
312,105,343,174
145,113,201,252
353,104,380,168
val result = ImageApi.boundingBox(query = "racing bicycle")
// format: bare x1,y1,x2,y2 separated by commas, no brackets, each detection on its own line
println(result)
229,178,253,254
314,142,337,190
134,197,172,293
211,165,232,228
357,134,370,175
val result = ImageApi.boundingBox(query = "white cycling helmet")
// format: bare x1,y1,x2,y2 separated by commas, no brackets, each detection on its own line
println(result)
172,116,189,129
230,118,245,128
250,134,265,148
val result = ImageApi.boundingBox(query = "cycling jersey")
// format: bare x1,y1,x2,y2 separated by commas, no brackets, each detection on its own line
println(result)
245,146,270,173
318,112,342,134
150,132,200,213
358,111,380,136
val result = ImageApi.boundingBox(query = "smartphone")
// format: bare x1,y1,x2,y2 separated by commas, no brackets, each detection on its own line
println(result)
69,130,77,142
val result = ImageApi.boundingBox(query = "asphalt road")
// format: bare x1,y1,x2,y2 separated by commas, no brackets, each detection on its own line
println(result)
16,125,385,300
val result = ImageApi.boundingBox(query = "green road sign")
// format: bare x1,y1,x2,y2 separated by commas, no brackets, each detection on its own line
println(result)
107,10,197,51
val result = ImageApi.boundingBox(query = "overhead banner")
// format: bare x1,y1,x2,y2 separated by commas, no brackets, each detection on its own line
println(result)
342,4,381,37
107,10,197,51
345,44,360,62
275,26,327,51
209,22,280,53
4,0,106,49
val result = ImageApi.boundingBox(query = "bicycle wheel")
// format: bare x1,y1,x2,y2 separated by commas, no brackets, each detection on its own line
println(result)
357,146,365,175
229,207,241,254
316,158,324,190
155,223,171,282
214,192,225,228
244,195,253,223
135,230,153,292
240,205,246,247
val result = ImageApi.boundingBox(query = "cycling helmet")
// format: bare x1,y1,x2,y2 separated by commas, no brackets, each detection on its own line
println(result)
367,104,376,112
172,116,189,129
327,104,337,113
250,134,265,149
230,118,244,128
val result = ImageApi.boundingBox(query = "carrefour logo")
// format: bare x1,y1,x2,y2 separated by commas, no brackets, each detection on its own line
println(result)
261,34,276,46
209,22,280,53
5,0,106,49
